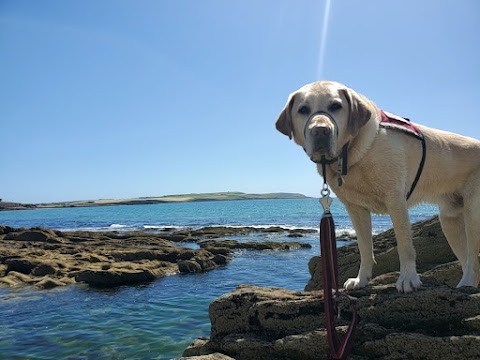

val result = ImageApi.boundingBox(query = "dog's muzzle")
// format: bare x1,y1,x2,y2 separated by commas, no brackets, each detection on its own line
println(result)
303,111,338,160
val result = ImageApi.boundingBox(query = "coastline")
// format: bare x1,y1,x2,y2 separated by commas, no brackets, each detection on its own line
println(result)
0,192,309,211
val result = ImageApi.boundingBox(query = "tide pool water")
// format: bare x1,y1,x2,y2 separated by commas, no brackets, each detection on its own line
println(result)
0,199,438,359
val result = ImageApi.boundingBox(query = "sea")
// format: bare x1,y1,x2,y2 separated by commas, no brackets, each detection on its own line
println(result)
0,198,438,359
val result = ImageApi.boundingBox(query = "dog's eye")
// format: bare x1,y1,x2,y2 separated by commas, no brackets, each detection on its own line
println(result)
298,106,310,115
328,102,342,112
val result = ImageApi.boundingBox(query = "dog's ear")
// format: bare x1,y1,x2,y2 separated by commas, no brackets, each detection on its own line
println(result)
341,88,372,136
275,94,296,140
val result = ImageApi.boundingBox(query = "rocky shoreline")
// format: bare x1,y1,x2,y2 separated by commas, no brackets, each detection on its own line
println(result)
0,225,313,289
4,217,478,359
178,216,480,360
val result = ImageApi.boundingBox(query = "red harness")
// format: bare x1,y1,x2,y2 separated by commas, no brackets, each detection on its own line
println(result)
379,110,427,200
379,110,423,137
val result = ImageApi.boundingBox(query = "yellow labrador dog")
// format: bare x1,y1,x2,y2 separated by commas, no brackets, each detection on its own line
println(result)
276,80,480,293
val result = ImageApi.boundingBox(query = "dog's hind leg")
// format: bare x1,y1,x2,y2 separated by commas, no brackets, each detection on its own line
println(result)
457,170,480,288
439,204,467,272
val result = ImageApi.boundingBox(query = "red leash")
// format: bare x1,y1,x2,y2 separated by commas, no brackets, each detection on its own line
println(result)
319,166,359,359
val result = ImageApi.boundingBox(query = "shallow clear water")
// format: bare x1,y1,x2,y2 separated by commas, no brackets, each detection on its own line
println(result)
0,199,438,359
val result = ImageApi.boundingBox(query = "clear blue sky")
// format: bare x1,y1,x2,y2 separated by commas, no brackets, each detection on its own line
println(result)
1,1,479,203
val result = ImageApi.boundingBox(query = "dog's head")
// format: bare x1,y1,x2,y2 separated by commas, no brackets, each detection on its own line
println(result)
275,81,373,163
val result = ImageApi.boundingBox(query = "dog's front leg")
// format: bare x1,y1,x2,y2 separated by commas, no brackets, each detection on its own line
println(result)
344,203,374,290
388,202,423,293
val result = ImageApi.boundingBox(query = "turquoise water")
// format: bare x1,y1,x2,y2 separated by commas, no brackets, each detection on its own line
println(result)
0,199,438,359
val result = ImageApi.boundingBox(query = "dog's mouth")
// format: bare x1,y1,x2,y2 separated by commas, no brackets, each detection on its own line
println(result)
309,147,336,164
303,112,337,163
305,128,337,163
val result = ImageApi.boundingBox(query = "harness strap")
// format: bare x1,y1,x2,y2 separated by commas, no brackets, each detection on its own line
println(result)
379,110,427,200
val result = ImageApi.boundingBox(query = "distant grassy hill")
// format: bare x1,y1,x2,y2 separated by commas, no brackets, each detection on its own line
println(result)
1,192,309,211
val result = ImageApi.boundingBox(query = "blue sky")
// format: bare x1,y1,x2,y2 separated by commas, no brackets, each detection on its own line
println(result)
1,1,479,203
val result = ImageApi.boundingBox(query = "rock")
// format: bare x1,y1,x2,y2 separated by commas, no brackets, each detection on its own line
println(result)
178,251,196,260
288,228,317,234
202,247,231,256
110,250,174,262
160,234,190,242
190,227,253,238
287,229,317,238
179,260,203,273
464,315,480,331
5,257,38,274
4,228,58,242
209,285,323,340
75,269,156,287
182,337,218,357
363,333,480,360
199,239,311,251
1,271,37,286
35,276,65,289
31,263,56,276
286,232,304,238
178,252,229,273
195,258,217,272
184,283,480,360
0,226,238,289
212,254,228,265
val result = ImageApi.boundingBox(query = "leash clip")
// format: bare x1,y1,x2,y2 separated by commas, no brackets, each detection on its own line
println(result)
320,183,332,213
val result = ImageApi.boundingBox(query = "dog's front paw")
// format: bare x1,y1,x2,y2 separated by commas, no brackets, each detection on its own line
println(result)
396,272,422,293
344,276,369,290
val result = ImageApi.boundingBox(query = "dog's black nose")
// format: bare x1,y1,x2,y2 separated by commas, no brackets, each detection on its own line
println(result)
311,126,331,137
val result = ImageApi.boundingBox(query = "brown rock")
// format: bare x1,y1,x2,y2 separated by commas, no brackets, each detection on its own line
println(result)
184,283,480,360
178,251,196,260
5,257,38,274
195,258,217,272
75,269,156,287
209,285,324,340
212,254,228,265
199,239,311,251
182,337,218,357
31,263,56,276
202,247,231,256
363,333,480,360
178,260,203,273
35,276,65,289
4,228,58,242
160,234,190,242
